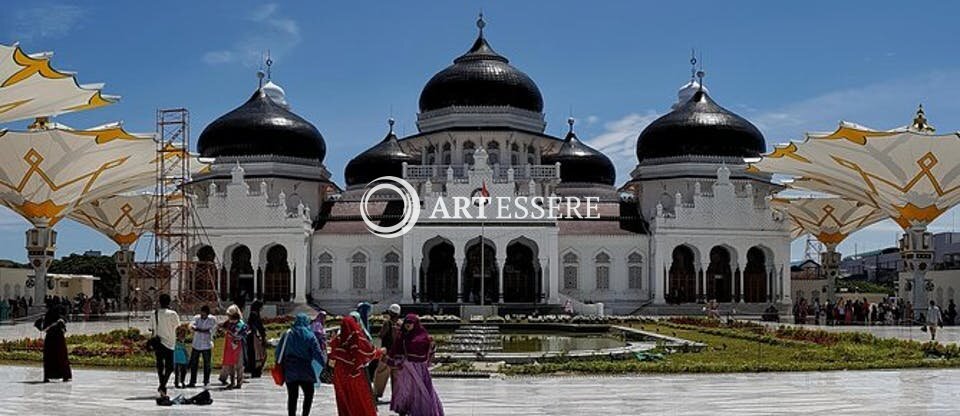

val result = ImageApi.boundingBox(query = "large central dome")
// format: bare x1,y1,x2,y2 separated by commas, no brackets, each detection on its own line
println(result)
418,19,543,113
197,86,326,161
636,88,765,162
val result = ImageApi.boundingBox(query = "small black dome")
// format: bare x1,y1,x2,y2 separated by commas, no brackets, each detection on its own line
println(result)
197,88,326,161
344,121,418,186
543,121,616,186
636,89,765,161
418,28,543,113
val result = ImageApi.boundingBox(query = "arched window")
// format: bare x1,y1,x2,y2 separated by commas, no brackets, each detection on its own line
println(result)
317,253,333,289
563,252,579,290
384,252,400,291
628,252,643,289
351,252,367,289
442,143,452,165
511,143,520,165
595,252,610,290
463,141,475,165
526,145,536,164
487,141,500,165
425,145,436,165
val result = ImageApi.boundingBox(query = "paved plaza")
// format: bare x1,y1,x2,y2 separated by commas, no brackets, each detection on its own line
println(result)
1,365,959,415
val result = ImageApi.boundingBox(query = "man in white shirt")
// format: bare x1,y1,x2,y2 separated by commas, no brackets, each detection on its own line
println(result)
927,300,943,341
149,294,180,397
187,305,217,387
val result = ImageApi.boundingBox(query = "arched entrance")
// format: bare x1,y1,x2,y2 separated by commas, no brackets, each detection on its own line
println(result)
706,246,734,303
193,245,218,299
264,245,291,302
503,239,539,303
465,239,498,304
743,246,768,303
228,245,254,303
668,246,697,303
422,240,457,302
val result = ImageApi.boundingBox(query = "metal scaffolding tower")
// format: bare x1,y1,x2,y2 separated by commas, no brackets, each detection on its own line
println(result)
129,108,220,312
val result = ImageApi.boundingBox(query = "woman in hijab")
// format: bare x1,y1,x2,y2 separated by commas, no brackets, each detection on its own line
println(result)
37,304,71,382
245,300,268,378
310,310,328,354
356,302,372,336
329,315,381,416
277,313,326,416
219,304,249,389
388,314,443,416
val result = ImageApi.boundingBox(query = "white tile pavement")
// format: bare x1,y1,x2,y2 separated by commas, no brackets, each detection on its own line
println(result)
1,365,959,415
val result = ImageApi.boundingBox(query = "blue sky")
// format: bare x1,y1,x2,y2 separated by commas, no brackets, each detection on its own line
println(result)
3,1,960,262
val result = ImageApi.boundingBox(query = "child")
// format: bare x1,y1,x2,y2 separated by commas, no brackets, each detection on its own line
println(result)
173,326,189,388
220,304,249,389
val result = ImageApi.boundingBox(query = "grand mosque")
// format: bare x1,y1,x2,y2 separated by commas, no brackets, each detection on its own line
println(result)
188,17,791,314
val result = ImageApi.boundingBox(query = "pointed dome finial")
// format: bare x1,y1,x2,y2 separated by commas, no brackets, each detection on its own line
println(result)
690,48,697,82
911,104,936,132
477,11,486,34
265,50,273,80
388,117,396,134
567,116,575,134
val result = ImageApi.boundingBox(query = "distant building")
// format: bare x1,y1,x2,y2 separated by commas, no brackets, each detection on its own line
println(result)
790,259,826,301
840,247,901,283
0,268,97,301
82,250,103,257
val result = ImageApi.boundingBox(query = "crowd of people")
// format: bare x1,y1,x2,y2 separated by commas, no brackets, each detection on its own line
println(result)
0,296,31,320
791,296,959,328
145,297,444,415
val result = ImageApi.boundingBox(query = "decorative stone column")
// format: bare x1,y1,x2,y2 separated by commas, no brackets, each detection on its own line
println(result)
496,243,507,303
901,225,934,320
454,254,465,302
25,226,56,305
701,262,710,301
113,246,135,307
820,243,840,302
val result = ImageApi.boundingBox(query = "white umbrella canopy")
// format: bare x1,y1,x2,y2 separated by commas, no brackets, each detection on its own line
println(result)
0,124,158,227
751,113,960,229
0,44,117,124
770,195,888,245
68,193,158,247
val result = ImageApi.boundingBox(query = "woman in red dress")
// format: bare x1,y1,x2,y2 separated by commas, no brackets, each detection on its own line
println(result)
329,315,382,416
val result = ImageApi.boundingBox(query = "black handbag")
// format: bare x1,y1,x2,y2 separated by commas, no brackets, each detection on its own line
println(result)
318,360,334,384
146,309,163,351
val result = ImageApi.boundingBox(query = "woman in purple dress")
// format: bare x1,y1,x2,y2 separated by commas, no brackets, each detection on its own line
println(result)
387,314,443,416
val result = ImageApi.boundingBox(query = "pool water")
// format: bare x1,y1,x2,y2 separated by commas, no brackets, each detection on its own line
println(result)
432,332,627,353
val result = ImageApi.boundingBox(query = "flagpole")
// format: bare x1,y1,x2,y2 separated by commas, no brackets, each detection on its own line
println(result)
480,219,485,307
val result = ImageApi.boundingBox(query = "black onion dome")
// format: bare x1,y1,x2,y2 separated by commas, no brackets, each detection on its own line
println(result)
636,89,765,161
418,26,543,113
197,88,326,161
344,120,418,186
543,120,616,186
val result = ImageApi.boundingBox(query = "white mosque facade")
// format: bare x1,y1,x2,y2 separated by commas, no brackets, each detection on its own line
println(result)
187,22,792,314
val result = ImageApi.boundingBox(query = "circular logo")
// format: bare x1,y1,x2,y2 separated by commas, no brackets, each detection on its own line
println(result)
360,176,420,238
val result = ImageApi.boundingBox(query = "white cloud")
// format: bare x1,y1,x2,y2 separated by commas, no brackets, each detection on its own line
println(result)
202,3,302,67
584,111,661,183
202,50,235,65
10,3,84,40
751,70,960,145
0,205,28,231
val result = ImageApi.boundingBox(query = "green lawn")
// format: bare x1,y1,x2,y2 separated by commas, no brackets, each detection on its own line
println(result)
500,318,960,375
4,318,959,375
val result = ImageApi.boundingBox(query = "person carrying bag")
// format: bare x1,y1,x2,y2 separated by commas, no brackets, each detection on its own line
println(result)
272,329,289,386
275,313,326,416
